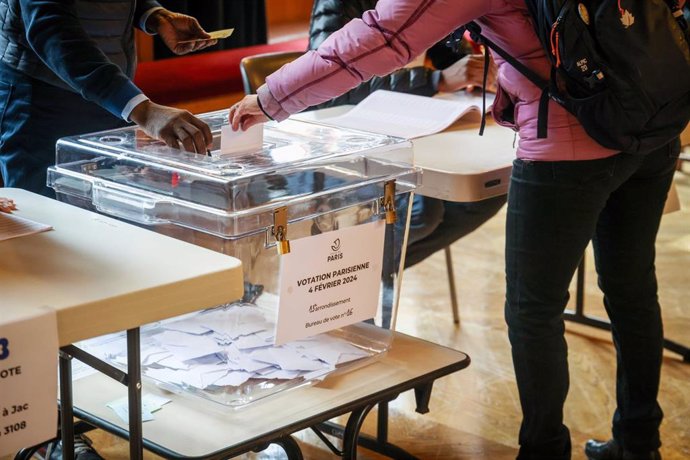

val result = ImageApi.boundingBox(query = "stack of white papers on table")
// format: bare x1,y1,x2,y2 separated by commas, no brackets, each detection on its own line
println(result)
0,212,53,242
80,304,372,394
324,89,494,139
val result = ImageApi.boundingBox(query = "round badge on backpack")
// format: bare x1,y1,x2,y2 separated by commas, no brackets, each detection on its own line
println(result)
578,3,590,25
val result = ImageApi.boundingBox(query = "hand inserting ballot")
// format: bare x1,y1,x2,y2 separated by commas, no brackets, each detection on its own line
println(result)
0,197,17,213
228,95,269,132
129,101,213,154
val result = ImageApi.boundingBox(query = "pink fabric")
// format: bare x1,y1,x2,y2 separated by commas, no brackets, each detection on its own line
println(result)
259,0,617,161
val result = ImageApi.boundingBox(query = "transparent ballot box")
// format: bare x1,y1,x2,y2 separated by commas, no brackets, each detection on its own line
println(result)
48,111,419,407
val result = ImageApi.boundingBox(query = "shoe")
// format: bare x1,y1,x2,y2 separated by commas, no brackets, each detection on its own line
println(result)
585,439,661,460
45,434,105,460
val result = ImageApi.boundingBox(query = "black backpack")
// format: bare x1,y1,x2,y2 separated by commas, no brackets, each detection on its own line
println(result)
454,0,690,155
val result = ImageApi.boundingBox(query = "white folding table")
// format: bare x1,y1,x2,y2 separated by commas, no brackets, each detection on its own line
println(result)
1,188,471,460
292,106,516,202
1,188,244,460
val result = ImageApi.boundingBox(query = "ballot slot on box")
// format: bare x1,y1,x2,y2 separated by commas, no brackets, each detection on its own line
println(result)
47,110,419,408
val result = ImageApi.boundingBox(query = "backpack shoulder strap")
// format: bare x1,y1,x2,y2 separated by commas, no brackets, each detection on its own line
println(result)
462,21,552,138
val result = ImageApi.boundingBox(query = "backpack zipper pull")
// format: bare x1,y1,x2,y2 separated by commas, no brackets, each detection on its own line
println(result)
550,18,563,67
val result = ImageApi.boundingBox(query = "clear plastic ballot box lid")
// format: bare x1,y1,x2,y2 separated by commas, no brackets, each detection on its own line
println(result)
48,110,419,408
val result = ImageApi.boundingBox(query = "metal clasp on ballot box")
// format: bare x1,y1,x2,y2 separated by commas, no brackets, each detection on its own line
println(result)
271,206,291,255
381,180,397,224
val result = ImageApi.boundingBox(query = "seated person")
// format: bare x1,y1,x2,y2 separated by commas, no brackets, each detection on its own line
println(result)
308,0,506,268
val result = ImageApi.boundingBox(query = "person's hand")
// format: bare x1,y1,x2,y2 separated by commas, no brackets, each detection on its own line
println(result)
228,95,269,132
129,100,213,153
438,53,498,93
0,197,17,213
147,10,217,55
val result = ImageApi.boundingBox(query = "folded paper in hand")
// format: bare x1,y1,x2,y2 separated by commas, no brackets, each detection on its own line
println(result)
219,124,263,156
178,28,234,44
207,28,234,40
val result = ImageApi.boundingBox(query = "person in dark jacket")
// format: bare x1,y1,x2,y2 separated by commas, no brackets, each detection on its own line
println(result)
307,0,506,268
0,1,216,197
0,3,215,457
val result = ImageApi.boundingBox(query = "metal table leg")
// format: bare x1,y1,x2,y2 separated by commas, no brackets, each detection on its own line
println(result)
274,436,304,460
59,350,75,460
444,247,460,325
13,445,41,460
127,328,143,460
564,257,690,362
342,404,375,459
315,400,418,460
57,327,145,460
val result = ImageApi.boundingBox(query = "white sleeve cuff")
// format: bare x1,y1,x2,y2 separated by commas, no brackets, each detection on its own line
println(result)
140,7,165,34
122,94,150,121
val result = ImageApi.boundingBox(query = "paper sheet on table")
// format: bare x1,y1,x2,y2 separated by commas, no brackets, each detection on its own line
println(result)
0,212,52,242
325,90,489,139
433,89,496,107
106,394,172,424
219,124,263,156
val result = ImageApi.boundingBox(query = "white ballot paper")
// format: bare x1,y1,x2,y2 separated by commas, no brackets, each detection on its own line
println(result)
0,308,58,456
0,212,52,242
326,90,491,139
275,220,386,345
106,393,171,424
78,306,373,401
218,124,263,156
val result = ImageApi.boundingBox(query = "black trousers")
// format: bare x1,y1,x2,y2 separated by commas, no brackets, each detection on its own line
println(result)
505,141,679,459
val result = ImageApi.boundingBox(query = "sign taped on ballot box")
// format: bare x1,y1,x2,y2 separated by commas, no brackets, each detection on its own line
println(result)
275,220,386,345
0,308,58,456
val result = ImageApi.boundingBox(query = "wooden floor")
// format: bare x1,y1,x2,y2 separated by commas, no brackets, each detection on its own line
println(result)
20,164,690,460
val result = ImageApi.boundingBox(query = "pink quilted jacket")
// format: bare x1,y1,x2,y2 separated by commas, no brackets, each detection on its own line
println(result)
257,0,617,161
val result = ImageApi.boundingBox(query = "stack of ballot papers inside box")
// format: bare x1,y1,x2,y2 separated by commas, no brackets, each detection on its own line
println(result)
79,304,373,406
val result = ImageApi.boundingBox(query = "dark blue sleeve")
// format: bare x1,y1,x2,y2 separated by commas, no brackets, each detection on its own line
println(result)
134,0,162,31
20,0,143,118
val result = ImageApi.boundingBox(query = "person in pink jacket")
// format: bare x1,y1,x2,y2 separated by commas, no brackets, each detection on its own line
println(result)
230,1,680,459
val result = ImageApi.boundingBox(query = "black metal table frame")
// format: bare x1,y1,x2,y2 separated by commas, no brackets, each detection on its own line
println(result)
564,258,690,363
16,330,469,460
14,328,144,460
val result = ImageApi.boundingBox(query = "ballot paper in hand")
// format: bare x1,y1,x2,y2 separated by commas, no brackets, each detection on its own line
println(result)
178,28,234,44
219,124,263,156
